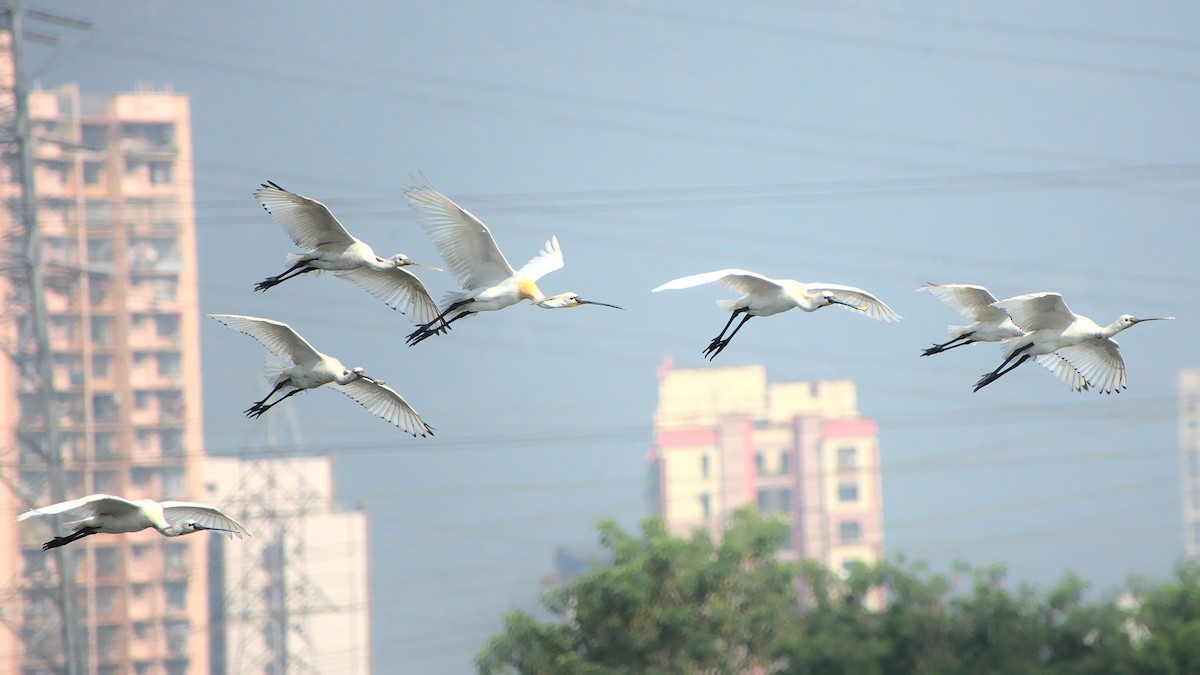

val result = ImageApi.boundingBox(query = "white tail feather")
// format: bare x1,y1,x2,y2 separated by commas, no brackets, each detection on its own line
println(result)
716,299,740,312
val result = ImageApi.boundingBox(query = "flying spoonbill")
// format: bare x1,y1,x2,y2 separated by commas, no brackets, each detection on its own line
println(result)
973,292,1174,393
18,494,248,550
916,283,1024,356
209,314,433,436
652,269,901,359
253,181,443,326
401,178,623,345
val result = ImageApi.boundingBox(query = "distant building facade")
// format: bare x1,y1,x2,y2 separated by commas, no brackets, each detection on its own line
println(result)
0,66,211,672
1181,370,1200,561
204,455,371,674
648,362,885,576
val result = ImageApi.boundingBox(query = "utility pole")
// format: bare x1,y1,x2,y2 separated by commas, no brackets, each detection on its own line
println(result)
2,1,84,672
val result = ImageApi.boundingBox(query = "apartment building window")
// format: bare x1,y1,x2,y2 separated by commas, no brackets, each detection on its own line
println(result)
839,520,862,543
754,451,765,476
841,558,863,576
94,548,119,577
837,481,859,503
701,454,710,479
158,352,182,379
149,161,173,185
92,470,118,494
93,392,119,422
83,161,103,185
164,581,187,611
699,492,711,519
837,446,857,472
92,355,110,378
757,487,791,513
779,450,790,475
81,124,107,149
155,313,180,338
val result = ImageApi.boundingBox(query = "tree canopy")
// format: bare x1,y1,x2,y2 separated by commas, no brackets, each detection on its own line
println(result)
476,508,1200,675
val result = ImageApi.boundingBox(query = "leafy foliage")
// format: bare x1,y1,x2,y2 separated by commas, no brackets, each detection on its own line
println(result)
477,509,1200,675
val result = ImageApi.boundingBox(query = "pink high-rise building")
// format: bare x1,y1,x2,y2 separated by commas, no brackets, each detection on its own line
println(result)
0,69,210,672
649,362,885,575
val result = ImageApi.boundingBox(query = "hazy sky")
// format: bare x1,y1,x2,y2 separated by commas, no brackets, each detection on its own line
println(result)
24,1,1200,671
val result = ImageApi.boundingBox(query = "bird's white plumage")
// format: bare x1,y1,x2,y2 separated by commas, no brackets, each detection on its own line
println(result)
1034,354,1090,393
994,292,1077,332
805,282,902,323
160,501,250,537
917,283,1009,323
652,268,901,322
403,179,517,290
208,314,321,367
18,494,248,538
255,183,355,250
516,235,565,283
1055,341,1126,394
336,267,440,325
330,377,434,436
208,314,434,434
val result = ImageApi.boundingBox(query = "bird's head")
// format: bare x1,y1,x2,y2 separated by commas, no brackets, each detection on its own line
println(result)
533,292,625,310
821,292,866,311
174,519,243,538
1116,314,1175,330
386,253,441,272
345,366,383,386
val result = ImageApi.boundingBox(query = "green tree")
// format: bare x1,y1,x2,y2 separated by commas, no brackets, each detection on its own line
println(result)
477,508,797,674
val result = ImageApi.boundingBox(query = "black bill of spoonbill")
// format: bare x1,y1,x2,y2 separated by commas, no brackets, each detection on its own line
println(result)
208,314,434,436
400,177,624,346
18,494,248,550
253,181,445,328
652,268,901,360
916,283,1024,356
973,292,1174,393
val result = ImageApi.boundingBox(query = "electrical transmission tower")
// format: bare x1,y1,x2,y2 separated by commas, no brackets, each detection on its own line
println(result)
0,4,89,674
210,365,338,675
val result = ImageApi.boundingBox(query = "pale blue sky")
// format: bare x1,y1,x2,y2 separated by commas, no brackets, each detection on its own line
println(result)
25,1,1200,671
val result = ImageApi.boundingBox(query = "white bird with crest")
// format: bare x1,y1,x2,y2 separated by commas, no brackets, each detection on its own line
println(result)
973,292,1174,393
18,494,248,550
401,178,624,345
209,314,433,436
652,268,901,359
253,181,442,326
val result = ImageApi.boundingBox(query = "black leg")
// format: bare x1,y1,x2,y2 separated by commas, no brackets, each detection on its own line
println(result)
43,526,98,551
706,309,744,350
246,387,304,419
408,311,474,346
406,300,473,345
921,332,976,357
255,260,317,292
245,379,291,415
704,314,752,360
974,348,1032,392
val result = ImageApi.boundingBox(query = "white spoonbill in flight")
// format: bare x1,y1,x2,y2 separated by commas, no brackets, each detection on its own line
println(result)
401,178,623,345
209,314,434,436
916,283,1024,356
653,269,901,360
18,494,248,550
253,181,443,327
973,292,1174,393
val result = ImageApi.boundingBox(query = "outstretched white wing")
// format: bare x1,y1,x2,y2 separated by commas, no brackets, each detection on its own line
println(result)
994,292,1076,332
403,178,516,290
336,267,441,325
516,235,565,282
208,314,322,367
1056,340,1127,394
17,494,139,522
161,502,250,538
254,181,356,249
917,283,1008,323
329,378,434,437
652,268,784,296
806,282,902,323
1034,354,1090,393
